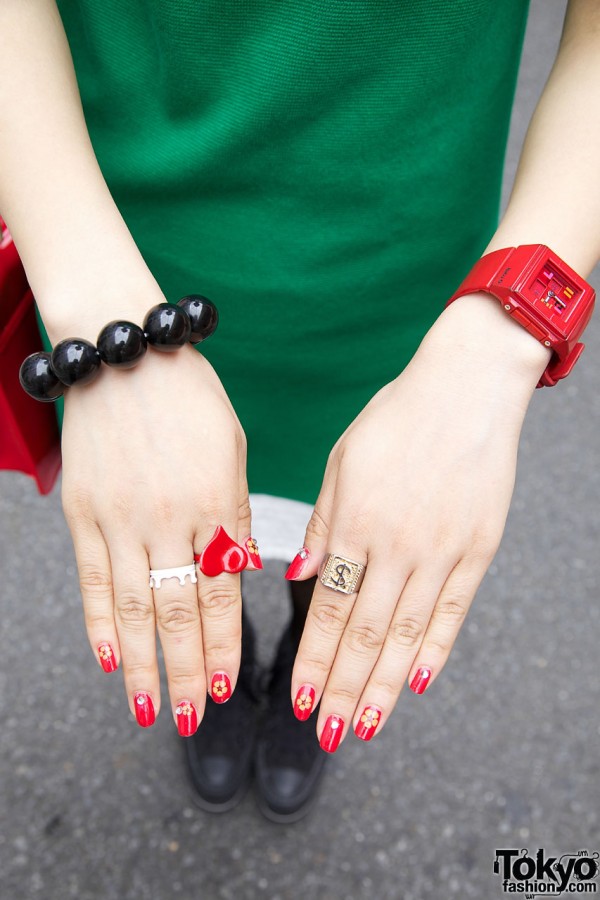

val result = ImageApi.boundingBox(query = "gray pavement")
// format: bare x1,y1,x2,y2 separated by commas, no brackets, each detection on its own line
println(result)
1,2,599,898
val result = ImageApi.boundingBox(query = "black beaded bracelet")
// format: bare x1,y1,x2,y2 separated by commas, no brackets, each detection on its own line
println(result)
19,295,218,402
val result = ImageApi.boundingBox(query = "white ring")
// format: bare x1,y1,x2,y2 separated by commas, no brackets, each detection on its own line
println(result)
149,563,197,589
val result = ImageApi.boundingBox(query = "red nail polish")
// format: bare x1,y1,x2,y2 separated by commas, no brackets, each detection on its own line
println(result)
320,714,344,753
293,685,316,721
134,691,155,727
244,536,264,570
285,547,310,580
354,705,382,742
176,700,198,737
97,642,118,673
410,666,432,695
210,672,232,704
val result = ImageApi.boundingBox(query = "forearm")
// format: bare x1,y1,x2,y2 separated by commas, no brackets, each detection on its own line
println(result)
485,0,600,277
0,0,159,343
430,0,599,383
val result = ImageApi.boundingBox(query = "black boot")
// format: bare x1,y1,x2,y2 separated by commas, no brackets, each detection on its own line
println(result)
182,610,260,812
254,624,328,823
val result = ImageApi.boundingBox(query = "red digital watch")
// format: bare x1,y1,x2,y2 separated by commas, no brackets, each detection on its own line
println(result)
446,245,596,387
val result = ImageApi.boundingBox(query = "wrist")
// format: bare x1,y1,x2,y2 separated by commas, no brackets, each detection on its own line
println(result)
424,291,552,387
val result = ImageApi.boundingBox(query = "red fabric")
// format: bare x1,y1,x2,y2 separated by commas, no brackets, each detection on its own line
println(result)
0,218,61,494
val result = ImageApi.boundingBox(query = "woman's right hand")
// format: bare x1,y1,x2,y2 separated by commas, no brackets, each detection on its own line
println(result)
60,336,252,733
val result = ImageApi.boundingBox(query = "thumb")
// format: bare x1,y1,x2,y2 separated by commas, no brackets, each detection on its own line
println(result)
285,449,339,581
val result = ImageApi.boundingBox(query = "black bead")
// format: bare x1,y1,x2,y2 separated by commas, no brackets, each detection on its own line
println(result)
143,303,191,351
97,320,148,368
19,352,65,402
177,295,219,343
51,338,101,386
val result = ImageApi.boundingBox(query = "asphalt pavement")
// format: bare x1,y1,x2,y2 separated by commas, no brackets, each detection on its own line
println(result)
1,2,598,898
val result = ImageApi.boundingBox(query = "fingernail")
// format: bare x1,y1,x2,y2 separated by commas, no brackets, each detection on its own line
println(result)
134,691,155,727
210,672,232,704
293,684,316,721
176,700,198,737
320,714,344,753
97,642,118,673
285,547,310,580
244,536,264,570
410,666,432,695
354,705,382,742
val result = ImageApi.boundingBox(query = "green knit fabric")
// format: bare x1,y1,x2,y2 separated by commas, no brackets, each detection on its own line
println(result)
45,0,531,505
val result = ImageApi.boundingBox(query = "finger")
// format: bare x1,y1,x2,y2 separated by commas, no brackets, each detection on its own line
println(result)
312,558,409,751
284,444,339,582
406,558,487,696
236,435,261,570
194,508,246,706
291,522,367,749
110,540,160,727
351,564,451,741
149,537,205,737
68,515,121,675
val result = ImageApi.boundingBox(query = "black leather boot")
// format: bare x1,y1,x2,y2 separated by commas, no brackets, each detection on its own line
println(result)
254,624,328,823
183,609,260,812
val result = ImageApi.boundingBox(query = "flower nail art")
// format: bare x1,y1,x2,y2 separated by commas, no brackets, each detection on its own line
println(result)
211,672,232,704
354,706,381,742
176,700,198,736
245,537,264,570
294,685,316,721
97,642,118,673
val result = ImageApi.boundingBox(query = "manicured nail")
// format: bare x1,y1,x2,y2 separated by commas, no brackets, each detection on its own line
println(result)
293,684,316,721
97,642,118,673
134,691,155,728
210,672,232,704
320,714,344,753
244,536,264,570
410,666,432,695
354,705,382,742
176,700,198,737
285,547,310,580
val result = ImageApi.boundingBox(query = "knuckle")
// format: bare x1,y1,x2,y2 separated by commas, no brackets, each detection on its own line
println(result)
124,659,155,679
426,634,453,656
371,673,400,696
62,484,94,524
84,610,115,631
238,496,252,524
305,505,330,541
310,599,348,634
78,566,113,599
388,615,425,651
327,684,359,705
298,653,331,677
149,493,176,527
157,601,199,633
116,592,154,626
435,596,468,623
343,622,384,655
198,584,239,615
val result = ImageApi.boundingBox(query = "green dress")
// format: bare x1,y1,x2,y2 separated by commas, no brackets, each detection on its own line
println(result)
45,0,530,523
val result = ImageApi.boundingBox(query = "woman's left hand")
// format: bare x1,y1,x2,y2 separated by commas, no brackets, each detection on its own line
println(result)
288,293,551,751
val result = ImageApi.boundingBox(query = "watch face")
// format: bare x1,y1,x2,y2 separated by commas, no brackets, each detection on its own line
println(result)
529,262,580,317
518,252,592,341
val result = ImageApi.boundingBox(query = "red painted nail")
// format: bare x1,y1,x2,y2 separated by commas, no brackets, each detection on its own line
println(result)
293,685,316,721
176,700,198,737
354,705,382,742
285,547,310,580
410,666,432,695
210,672,232,704
134,691,155,727
244,536,264,570
320,714,344,753
97,642,118,673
